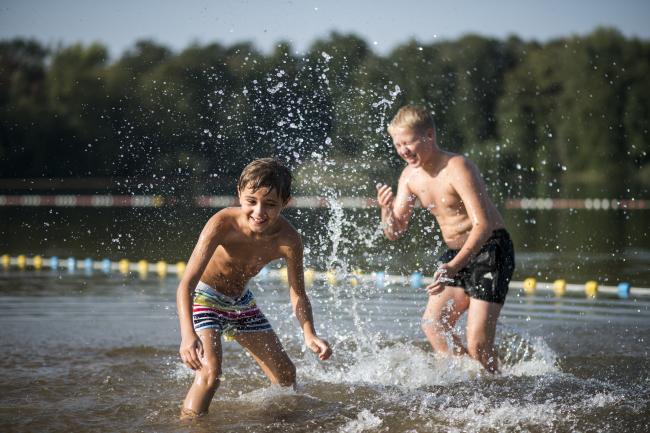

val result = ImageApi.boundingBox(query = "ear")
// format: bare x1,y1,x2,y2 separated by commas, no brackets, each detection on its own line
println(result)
426,127,436,145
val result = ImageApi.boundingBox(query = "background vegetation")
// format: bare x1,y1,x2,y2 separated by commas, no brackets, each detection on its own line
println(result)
1,28,648,199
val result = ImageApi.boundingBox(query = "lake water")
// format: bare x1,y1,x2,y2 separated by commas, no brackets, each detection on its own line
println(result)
0,271,648,432
1,206,649,286
1,205,649,432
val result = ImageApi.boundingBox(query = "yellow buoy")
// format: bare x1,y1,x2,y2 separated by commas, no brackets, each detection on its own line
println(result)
33,255,43,270
156,261,168,278
138,260,149,278
304,268,315,287
118,259,130,275
279,266,289,283
1,254,9,269
326,270,337,285
176,261,186,278
17,255,27,270
349,275,359,287
523,277,537,295
585,280,598,298
553,279,567,297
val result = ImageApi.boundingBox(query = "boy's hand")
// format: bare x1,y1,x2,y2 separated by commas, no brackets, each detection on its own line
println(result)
305,335,332,360
179,333,204,370
426,263,457,296
376,183,394,209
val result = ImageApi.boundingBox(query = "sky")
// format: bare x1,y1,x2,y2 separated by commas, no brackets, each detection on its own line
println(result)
1,0,649,59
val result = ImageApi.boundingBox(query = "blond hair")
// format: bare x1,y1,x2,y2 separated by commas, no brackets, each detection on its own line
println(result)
387,105,436,135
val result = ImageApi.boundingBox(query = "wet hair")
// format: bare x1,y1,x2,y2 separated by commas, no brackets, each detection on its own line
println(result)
237,158,292,202
387,104,436,136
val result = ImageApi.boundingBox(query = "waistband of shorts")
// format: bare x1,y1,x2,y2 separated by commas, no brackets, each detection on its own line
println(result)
490,228,510,239
195,281,250,304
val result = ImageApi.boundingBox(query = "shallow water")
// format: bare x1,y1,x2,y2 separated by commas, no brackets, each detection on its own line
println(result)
0,272,648,432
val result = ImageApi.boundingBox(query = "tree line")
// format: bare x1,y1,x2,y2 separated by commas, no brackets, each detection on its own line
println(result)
1,28,648,199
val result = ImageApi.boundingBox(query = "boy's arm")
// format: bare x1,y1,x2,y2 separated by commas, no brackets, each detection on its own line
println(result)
444,157,493,274
283,233,332,360
377,170,416,240
176,213,224,370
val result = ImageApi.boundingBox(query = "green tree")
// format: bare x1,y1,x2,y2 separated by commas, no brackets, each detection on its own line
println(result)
0,39,50,177
45,42,112,177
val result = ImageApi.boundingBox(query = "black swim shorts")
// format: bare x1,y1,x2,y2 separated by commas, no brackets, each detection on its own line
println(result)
437,229,515,305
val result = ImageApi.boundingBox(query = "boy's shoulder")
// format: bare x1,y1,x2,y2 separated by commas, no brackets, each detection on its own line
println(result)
399,163,418,181
447,152,471,169
275,216,302,244
275,217,303,259
446,153,476,173
202,207,240,234
210,207,239,223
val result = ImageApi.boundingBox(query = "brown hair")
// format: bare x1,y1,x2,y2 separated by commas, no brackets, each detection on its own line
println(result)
237,158,292,202
387,104,436,136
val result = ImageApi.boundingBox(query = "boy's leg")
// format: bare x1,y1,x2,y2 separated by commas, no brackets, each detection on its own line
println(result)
421,286,470,355
235,330,296,386
465,298,502,373
182,328,223,417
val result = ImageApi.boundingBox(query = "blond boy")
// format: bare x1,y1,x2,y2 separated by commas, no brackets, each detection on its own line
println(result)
177,158,332,417
376,105,515,373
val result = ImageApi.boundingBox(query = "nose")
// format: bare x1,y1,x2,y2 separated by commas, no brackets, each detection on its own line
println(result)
253,203,266,216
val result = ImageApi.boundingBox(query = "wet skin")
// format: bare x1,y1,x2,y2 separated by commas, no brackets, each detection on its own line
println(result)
377,125,506,373
176,185,332,417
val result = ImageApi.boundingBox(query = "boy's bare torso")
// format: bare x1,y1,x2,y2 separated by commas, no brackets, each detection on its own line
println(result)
404,153,505,250
199,209,292,298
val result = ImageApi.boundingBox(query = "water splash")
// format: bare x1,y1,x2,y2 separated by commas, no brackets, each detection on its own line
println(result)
338,409,383,433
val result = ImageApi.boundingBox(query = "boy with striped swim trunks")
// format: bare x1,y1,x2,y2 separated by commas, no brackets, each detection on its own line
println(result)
176,158,332,418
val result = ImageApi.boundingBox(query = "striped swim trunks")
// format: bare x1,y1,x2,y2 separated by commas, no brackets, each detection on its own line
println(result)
192,281,273,336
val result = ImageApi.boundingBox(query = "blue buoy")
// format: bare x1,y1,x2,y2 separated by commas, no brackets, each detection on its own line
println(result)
67,257,76,273
375,271,385,288
84,258,93,275
50,256,59,270
410,272,423,289
617,282,631,299
101,258,111,274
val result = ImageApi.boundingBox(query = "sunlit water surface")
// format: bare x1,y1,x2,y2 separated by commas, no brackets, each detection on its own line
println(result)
0,273,648,433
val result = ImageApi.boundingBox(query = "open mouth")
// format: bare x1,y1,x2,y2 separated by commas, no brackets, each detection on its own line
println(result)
250,216,267,225
403,154,417,164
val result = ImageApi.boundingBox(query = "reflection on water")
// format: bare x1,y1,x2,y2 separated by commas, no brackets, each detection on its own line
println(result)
0,275,648,432
1,206,650,285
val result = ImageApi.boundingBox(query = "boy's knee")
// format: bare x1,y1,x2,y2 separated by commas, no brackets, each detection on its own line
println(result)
196,365,222,390
421,316,448,334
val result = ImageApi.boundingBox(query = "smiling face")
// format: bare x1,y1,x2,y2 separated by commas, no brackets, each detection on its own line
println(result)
238,184,287,234
389,126,435,168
